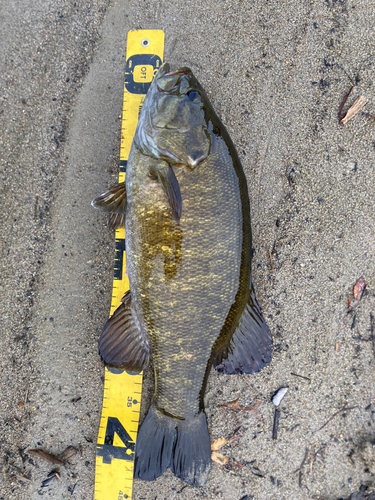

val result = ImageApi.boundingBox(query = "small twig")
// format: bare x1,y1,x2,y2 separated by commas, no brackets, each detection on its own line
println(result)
41,472,58,488
294,447,309,473
250,466,264,478
24,384,29,407
314,445,326,464
316,404,347,432
338,85,354,121
16,474,31,483
227,425,242,443
242,377,257,392
315,404,357,432
27,449,65,466
289,423,300,432
290,372,311,382
70,482,78,495
335,64,356,87
272,409,280,439
352,335,373,342
269,249,273,270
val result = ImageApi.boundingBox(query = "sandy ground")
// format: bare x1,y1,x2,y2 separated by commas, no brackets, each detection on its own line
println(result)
1,0,375,499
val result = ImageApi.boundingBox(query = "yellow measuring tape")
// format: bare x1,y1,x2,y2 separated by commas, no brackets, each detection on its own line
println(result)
95,30,165,500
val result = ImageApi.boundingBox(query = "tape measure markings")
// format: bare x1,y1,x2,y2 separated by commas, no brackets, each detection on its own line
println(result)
94,29,164,500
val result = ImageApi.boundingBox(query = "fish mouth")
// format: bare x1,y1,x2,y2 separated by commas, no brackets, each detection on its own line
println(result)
157,63,192,78
163,67,191,77
156,65,193,93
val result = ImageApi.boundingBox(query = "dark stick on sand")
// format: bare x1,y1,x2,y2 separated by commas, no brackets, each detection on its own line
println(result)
272,409,280,439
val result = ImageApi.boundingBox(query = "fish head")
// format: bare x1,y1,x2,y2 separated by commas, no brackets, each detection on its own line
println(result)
135,63,211,169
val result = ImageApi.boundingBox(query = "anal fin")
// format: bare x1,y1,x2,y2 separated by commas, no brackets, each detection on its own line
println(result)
213,283,272,375
98,291,149,373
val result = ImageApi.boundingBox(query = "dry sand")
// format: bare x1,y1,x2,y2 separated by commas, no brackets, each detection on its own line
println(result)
1,0,375,499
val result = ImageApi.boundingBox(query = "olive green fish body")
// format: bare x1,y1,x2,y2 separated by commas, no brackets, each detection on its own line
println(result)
126,124,247,419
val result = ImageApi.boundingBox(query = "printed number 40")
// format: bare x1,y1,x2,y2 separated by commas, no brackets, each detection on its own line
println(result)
96,417,135,464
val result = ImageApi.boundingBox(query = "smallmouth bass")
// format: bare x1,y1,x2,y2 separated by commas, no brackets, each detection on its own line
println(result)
92,63,272,486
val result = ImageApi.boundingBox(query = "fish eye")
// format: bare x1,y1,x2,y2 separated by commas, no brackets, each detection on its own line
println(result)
187,90,200,102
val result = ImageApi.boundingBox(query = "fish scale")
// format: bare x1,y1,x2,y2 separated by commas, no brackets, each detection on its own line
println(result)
127,137,243,419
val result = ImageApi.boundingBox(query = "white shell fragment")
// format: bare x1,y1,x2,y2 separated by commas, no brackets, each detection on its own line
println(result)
272,387,289,407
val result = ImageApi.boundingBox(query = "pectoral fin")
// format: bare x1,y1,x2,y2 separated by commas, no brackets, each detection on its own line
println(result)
91,183,127,213
99,291,149,373
107,213,126,230
151,163,182,223
92,183,127,229
212,281,272,375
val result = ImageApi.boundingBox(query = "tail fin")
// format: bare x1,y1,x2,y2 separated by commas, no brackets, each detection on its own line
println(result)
134,404,211,486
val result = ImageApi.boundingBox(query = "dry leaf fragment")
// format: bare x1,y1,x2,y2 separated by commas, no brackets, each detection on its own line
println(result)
340,96,367,125
218,398,240,410
27,449,65,466
60,446,78,461
227,434,241,446
211,437,227,451
338,86,354,121
211,451,229,466
353,277,366,301
218,398,261,412
347,295,351,310
250,399,262,412
229,460,244,468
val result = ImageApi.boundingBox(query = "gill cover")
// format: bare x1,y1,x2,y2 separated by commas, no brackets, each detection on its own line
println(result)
134,64,211,169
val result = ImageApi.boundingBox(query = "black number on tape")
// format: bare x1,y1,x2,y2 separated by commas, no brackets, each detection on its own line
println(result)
114,238,125,280
97,417,135,464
